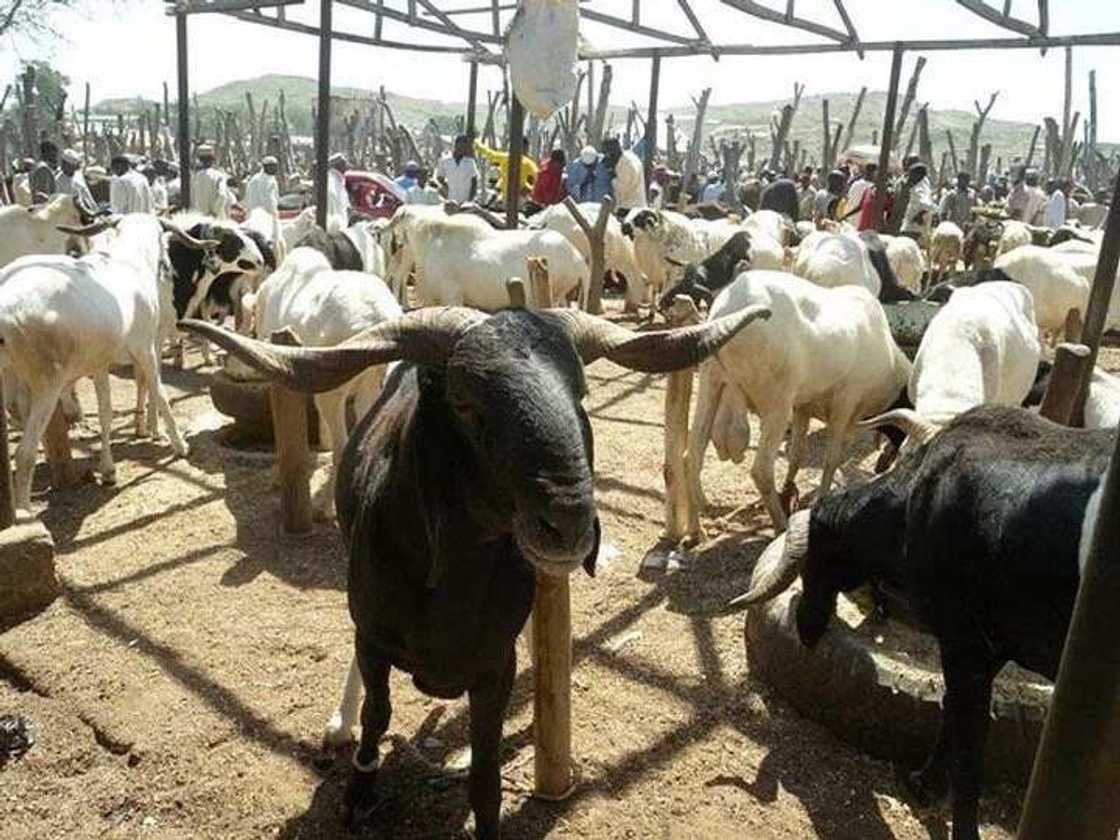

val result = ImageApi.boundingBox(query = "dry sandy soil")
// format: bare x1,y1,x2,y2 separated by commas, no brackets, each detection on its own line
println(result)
2,301,1116,840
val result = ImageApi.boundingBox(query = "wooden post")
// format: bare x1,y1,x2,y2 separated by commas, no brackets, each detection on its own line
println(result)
315,0,333,230
175,10,191,207
840,86,867,155
528,257,553,309
1039,342,1091,426
662,296,702,544
268,329,313,535
643,56,661,188
871,44,905,233
1071,169,1120,423
1018,390,1120,838
0,376,14,530
466,60,479,140
506,94,525,230
563,196,613,315
532,570,572,800
506,277,527,308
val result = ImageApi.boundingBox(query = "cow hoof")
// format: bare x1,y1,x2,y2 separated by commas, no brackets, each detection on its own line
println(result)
170,439,189,458
322,715,355,749
778,484,799,516
101,468,117,486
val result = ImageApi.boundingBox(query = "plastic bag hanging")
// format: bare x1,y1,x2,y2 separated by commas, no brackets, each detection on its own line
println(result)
505,0,580,121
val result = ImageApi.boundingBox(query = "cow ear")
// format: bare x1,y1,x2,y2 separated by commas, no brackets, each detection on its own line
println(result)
582,517,602,578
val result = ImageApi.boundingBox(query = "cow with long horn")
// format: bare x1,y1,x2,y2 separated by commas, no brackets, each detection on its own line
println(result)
729,405,1114,840
180,302,770,839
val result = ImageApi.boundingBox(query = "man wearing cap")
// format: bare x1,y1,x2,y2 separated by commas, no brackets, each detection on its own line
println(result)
191,144,234,218
56,148,98,216
701,171,724,204
244,156,281,218
649,164,670,210
395,160,421,193
900,162,937,241
326,152,351,233
564,145,611,203
436,134,479,205
143,164,169,214
29,139,59,202
110,154,154,214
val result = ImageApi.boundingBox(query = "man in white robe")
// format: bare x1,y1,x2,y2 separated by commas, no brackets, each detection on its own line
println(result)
326,152,351,234
244,156,281,217
191,144,234,218
109,155,154,214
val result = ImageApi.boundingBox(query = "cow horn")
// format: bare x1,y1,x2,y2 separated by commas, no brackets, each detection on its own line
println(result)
178,307,485,394
159,218,221,250
857,408,939,446
728,509,811,609
543,305,770,373
57,216,121,238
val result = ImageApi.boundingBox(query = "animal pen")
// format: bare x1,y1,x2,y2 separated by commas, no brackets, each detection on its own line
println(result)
152,0,1120,833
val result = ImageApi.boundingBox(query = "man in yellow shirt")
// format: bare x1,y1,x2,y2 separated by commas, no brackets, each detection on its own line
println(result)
474,136,538,205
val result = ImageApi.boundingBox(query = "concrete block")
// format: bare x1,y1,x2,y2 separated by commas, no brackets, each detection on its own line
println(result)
0,522,58,630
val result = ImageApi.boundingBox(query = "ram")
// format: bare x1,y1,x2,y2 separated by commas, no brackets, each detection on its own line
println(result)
0,215,214,511
682,269,912,531
731,405,1114,840
181,302,770,839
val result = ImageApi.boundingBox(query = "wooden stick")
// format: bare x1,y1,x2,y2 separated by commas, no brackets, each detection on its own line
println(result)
528,256,552,309
840,86,867,155
532,569,572,800
506,94,525,229
314,0,333,229
562,195,614,314
871,45,904,232
269,328,313,535
506,277,527,308
1040,342,1091,425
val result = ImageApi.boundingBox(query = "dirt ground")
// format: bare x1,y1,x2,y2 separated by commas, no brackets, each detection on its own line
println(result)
2,301,1116,840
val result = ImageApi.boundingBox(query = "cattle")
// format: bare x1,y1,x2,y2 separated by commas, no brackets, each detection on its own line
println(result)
731,405,1115,840
0,194,92,269
180,302,771,839
656,229,753,312
928,221,964,285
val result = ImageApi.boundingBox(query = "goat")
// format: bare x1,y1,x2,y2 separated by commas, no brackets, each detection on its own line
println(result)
731,405,1114,840
928,221,964,286
181,302,771,839
684,269,912,530
0,215,216,512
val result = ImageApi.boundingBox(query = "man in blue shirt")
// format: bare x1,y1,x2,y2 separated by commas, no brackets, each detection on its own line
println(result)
395,160,421,193
565,145,612,202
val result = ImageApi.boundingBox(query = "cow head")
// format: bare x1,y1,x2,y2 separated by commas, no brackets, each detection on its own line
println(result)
166,221,264,320
621,208,660,240
181,305,771,578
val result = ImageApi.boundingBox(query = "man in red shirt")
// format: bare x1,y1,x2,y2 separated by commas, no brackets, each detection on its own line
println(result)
530,148,567,209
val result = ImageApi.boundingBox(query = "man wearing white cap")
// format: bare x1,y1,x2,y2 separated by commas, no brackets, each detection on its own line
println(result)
326,152,351,234
191,144,234,218
110,154,154,215
57,148,97,216
565,145,611,203
244,156,281,218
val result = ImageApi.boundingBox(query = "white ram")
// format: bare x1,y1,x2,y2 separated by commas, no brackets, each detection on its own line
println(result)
929,221,964,285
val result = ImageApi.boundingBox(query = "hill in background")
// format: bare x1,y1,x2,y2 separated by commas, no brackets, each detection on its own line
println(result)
95,74,1114,173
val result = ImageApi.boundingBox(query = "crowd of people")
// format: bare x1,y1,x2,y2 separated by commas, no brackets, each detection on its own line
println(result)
5,127,1100,247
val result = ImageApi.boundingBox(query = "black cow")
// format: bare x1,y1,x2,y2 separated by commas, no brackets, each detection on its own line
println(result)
182,303,771,839
294,224,364,271
657,230,753,312
166,220,266,320
732,405,1114,840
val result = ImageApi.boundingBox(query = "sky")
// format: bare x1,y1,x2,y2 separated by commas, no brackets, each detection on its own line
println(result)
4,0,1120,139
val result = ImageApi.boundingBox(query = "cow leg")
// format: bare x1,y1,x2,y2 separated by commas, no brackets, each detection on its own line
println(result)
134,366,150,438
819,413,857,497
751,407,793,532
312,391,346,520
686,371,721,514
944,650,998,840
468,648,516,840
323,653,364,747
12,381,64,512
780,410,810,514
343,646,391,829
92,372,116,485
135,348,188,457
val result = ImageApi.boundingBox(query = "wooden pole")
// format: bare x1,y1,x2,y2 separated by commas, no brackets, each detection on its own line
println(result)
1039,342,1091,425
532,570,573,800
315,0,333,230
0,376,13,530
563,195,613,314
466,60,479,140
871,44,905,233
527,256,553,309
1018,388,1120,839
1071,169,1120,423
269,329,313,535
643,55,661,189
175,11,191,208
662,296,702,544
506,94,525,229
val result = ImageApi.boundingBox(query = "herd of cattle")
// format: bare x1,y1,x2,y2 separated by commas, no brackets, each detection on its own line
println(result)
0,190,1116,839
